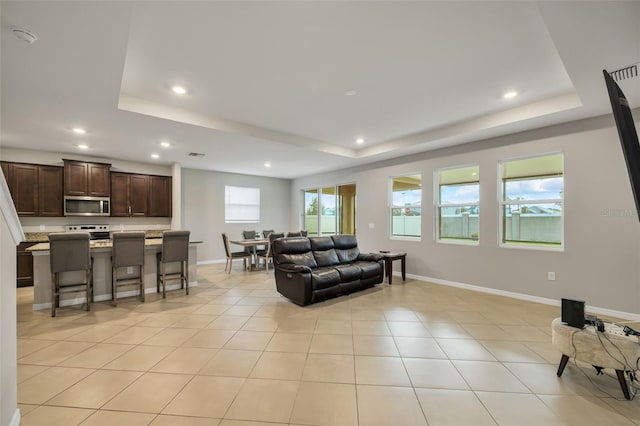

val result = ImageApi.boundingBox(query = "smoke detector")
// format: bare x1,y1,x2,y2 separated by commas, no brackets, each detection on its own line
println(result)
12,27,38,44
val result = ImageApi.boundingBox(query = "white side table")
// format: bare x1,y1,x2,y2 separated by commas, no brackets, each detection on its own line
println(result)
551,317,640,399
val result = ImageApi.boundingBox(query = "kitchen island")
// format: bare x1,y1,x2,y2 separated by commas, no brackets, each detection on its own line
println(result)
28,238,200,310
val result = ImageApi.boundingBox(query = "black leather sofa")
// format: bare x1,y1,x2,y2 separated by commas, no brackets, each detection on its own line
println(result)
272,235,384,305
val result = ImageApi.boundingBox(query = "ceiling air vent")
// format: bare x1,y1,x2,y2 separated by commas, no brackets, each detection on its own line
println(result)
188,152,205,157
609,63,638,82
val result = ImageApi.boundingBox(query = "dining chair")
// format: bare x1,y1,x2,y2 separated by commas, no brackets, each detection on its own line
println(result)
222,233,251,273
262,229,274,238
49,232,93,317
156,230,190,298
258,232,284,272
242,230,257,254
111,231,146,306
242,230,256,239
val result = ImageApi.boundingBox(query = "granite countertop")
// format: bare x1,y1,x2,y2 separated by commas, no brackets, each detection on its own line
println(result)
24,229,168,242
24,232,50,243
28,238,202,252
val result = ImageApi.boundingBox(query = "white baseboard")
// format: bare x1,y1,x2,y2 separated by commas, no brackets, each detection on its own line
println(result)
9,408,20,426
32,281,199,311
399,272,640,321
197,259,226,265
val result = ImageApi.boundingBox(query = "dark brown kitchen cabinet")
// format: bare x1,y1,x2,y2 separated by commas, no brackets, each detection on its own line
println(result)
38,166,64,216
5,163,38,216
63,159,111,197
17,242,37,287
148,175,172,217
1,162,63,216
110,172,148,217
111,172,171,217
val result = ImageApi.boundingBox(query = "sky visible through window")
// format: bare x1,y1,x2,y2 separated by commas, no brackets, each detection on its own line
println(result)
504,177,563,201
393,189,421,206
441,184,479,204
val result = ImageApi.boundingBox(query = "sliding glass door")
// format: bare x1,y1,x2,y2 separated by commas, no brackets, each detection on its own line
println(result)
303,184,356,236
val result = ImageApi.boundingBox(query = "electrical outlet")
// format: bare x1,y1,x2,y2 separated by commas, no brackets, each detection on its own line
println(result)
548,272,556,281
127,266,133,274
369,223,375,229
39,224,45,231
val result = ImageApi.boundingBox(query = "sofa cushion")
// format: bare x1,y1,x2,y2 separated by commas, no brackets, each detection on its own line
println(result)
353,261,382,279
311,267,341,290
273,237,317,269
279,252,317,269
334,264,362,282
309,237,339,266
314,249,340,267
310,237,334,251
331,235,360,263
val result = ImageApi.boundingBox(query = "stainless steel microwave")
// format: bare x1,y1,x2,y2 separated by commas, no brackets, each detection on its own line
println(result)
64,196,110,216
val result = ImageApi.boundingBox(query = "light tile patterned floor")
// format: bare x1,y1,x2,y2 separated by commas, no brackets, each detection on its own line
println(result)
16,264,640,425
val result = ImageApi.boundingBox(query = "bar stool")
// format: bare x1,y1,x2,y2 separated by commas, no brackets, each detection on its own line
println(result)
156,230,190,298
49,232,93,317
111,231,146,306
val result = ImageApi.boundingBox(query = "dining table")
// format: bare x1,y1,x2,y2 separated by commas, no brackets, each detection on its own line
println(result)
229,238,269,270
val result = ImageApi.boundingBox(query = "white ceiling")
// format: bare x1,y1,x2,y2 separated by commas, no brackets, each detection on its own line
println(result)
1,1,639,179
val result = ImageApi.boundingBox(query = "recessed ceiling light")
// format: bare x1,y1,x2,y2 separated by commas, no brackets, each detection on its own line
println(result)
503,91,518,99
151,153,159,159
160,141,170,148
264,162,271,168
345,89,357,96
77,144,89,150
356,138,365,144
72,127,86,134
172,85,187,95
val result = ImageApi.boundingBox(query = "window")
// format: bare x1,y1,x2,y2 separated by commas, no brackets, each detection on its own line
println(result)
225,186,260,223
390,174,422,238
303,184,356,236
500,153,564,248
436,165,479,242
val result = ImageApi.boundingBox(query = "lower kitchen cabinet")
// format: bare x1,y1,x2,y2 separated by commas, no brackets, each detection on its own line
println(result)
17,242,37,287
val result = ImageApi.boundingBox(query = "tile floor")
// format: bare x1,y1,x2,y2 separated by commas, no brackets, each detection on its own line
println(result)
15,265,640,425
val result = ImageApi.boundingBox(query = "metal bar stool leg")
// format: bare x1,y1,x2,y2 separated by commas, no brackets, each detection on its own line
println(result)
112,265,118,307
51,273,57,317
162,261,166,299
156,253,161,293
185,260,189,295
140,265,145,302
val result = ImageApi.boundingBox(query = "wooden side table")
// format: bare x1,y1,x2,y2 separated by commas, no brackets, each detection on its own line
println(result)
380,252,406,284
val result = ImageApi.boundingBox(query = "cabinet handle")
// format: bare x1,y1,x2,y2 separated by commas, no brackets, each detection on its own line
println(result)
128,205,131,215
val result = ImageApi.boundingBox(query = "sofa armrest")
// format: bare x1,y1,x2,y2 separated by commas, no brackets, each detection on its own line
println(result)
358,252,383,262
276,263,312,274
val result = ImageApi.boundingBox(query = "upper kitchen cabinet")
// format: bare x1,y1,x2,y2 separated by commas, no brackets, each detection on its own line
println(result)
38,166,64,216
148,175,172,217
111,172,148,217
111,172,171,217
1,162,63,216
63,159,111,196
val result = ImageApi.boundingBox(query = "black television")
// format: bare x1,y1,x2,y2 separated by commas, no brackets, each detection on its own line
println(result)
603,69,640,221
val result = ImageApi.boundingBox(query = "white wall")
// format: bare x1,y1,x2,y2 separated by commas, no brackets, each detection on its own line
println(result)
0,171,22,426
291,114,640,315
181,168,291,263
